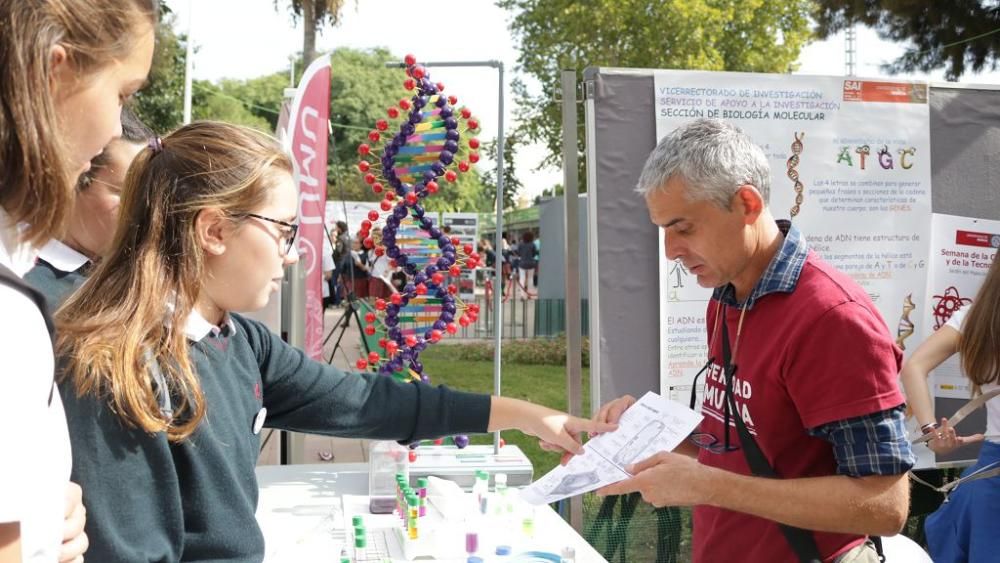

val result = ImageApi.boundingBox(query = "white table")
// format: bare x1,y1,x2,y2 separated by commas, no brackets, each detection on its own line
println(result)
256,463,608,562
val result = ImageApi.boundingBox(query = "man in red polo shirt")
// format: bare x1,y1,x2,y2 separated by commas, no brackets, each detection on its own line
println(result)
593,119,915,562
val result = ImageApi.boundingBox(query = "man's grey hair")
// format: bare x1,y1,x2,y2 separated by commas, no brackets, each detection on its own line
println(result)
635,118,771,208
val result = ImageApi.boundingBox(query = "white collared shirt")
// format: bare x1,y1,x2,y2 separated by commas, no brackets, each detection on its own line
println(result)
183,308,238,342
0,208,71,562
37,238,89,274
0,208,38,276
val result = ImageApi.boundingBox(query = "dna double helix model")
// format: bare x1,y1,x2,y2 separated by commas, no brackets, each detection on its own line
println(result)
354,55,484,448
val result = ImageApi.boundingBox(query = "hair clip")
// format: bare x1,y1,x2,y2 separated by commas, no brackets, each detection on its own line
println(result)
148,136,163,155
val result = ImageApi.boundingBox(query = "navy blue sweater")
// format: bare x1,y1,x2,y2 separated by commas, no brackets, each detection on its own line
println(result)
60,314,491,562
24,258,87,313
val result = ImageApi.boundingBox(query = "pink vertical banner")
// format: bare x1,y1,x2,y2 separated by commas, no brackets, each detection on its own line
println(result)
285,56,330,360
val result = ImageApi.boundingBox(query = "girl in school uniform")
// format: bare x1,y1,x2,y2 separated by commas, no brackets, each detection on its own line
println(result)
0,2,155,561
55,121,611,562
367,227,396,299
26,108,153,311
899,254,1000,562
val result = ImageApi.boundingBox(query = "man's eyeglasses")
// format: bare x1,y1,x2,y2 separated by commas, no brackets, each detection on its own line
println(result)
688,431,740,454
243,213,298,255
686,356,741,455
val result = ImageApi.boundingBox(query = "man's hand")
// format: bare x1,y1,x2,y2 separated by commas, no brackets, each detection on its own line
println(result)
60,482,88,563
597,451,713,507
927,417,984,455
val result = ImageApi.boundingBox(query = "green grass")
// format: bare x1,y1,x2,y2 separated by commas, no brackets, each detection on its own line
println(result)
419,344,590,477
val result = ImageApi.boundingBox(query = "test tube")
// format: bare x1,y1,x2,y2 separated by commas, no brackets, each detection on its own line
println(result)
407,493,419,539
494,472,508,516
473,470,487,498
465,531,479,555
521,516,534,538
418,477,428,516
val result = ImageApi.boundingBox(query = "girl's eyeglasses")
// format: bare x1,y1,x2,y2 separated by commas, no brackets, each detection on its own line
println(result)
243,213,298,256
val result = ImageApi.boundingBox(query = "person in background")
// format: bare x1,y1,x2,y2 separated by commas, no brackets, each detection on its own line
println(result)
346,236,370,300
533,234,541,288
321,229,335,309
330,220,350,306
500,232,512,298
480,237,496,270
390,270,408,294
516,231,538,298
54,121,615,561
26,107,153,311
0,1,156,561
899,254,1000,562
367,227,394,299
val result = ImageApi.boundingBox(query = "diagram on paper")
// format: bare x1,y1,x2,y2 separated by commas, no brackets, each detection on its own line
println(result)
520,392,702,505
611,420,666,466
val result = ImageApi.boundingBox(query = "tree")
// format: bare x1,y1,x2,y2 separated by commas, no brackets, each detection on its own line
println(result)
200,73,290,131
480,132,521,211
533,183,564,206
191,81,273,131
814,1,1000,80
498,0,813,190
132,6,284,134
277,0,350,63
133,39,493,211
131,4,186,133
327,48,491,212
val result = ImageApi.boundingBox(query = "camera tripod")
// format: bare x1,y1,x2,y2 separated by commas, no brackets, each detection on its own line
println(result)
322,289,372,365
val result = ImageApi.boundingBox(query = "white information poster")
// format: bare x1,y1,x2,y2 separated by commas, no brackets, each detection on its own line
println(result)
652,71,933,412
924,214,1000,399
325,200,380,240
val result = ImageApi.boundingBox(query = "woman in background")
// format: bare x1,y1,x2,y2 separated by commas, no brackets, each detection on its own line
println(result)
899,255,1000,562
516,231,538,298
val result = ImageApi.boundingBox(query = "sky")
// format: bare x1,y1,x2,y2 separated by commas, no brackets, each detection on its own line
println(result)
166,0,1000,204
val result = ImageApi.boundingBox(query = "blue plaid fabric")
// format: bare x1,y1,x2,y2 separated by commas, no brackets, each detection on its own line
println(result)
809,406,916,477
713,220,914,477
712,219,807,309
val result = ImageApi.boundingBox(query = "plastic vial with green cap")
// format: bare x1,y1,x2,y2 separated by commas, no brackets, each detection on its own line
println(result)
472,469,489,503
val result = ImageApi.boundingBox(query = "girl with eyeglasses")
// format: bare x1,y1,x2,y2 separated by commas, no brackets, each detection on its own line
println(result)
55,121,612,562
